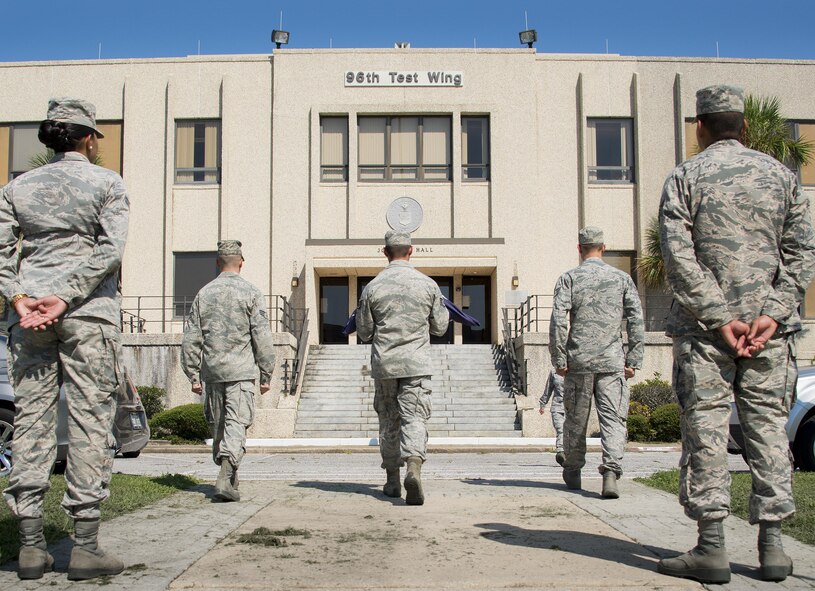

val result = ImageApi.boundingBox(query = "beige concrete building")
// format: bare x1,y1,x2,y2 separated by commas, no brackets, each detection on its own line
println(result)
1,49,815,421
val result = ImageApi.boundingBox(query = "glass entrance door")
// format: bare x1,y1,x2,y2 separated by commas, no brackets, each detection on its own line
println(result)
320,277,349,344
431,277,454,344
462,276,491,344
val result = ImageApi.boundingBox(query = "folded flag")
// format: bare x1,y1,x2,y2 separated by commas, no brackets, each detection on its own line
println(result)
442,296,481,327
342,309,357,335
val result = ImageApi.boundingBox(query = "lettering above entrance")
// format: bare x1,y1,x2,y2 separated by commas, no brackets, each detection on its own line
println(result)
345,71,463,87
386,197,423,233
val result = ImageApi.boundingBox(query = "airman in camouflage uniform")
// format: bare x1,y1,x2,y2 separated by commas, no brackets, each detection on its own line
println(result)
0,98,128,580
539,369,566,465
657,85,815,584
549,226,644,498
357,230,449,505
181,240,276,502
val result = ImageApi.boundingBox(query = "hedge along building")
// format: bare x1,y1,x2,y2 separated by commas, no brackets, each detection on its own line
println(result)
1,49,814,434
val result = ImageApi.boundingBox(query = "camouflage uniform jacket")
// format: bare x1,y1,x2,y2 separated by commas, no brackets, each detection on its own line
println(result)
0,152,129,325
659,139,815,336
549,257,644,373
357,261,450,379
181,272,276,384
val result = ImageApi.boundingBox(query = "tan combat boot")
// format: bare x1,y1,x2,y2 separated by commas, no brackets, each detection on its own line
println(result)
67,519,125,581
758,521,793,581
383,468,401,498
562,468,581,490
214,460,240,502
404,457,424,505
601,471,619,499
17,517,54,580
657,518,730,584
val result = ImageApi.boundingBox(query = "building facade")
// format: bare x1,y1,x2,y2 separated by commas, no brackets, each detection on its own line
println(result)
1,48,814,360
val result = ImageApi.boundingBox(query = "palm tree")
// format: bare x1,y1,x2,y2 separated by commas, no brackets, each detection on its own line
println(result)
638,217,666,290
744,95,813,166
637,94,814,288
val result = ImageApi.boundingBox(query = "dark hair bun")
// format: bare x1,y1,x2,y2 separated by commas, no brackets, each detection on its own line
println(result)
38,120,74,152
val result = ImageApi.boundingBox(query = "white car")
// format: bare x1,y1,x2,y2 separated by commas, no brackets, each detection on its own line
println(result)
729,365,815,471
0,335,150,478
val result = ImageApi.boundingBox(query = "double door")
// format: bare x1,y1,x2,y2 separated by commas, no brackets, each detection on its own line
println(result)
319,275,490,345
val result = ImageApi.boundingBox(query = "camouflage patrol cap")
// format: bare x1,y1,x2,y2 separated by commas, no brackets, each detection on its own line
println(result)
384,230,411,247
46,97,105,138
696,85,745,116
578,226,604,245
217,240,243,258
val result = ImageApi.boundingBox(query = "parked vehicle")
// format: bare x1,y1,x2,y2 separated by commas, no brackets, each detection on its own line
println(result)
729,364,815,471
0,335,149,478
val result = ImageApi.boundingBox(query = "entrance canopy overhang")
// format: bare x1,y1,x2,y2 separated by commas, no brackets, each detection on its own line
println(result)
311,257,498,277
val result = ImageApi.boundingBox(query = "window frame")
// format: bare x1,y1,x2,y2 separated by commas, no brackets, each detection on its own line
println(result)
172,251,219,318
320,115,349,183
357,115,452,183
8,123,42,181
587,118,635,184
174,119,221,185
788,121,815,187
461,115,491,181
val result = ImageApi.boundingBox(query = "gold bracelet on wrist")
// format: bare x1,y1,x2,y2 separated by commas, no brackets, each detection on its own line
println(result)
10,293,29,306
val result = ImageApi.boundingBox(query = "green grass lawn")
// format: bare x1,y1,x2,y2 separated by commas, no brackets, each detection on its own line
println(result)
636,470,815,546
0,473,199,564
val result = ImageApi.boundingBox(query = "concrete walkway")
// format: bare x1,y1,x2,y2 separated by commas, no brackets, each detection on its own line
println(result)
1,455,813,590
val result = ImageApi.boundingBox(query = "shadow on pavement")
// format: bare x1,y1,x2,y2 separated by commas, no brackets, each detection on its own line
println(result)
475,522,668,573
462,478,598,498
475,522,763,580
292,481,403,505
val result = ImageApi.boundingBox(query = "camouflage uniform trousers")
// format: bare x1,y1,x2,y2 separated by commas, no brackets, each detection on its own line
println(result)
550,389,565,452
374,376,432,469
563,372,629,476
205,380,255,468
673,334,796,524
3,318,120,520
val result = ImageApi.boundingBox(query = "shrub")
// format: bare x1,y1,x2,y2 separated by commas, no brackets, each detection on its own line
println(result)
627,414,652,442
651,403,681,442
149,403,209,444
630,373,675,412
137,385,166,419
628,400,651,419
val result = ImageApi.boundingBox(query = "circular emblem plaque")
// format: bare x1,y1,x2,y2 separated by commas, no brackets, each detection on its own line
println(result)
386,197,423,233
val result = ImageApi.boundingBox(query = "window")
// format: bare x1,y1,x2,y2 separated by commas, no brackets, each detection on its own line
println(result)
320,116,348,182
0,121,122,184
803,277,815,319
173,252,218,317
96,122,123,175
587,119,634,183
175,120,220,184
604,251,637,285
358,115,451,182
8,124,41,180
685,119,701,161
789,122,815,186
462,116,490,180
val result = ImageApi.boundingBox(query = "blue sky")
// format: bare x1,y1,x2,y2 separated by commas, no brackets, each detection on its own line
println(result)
4,0,814,62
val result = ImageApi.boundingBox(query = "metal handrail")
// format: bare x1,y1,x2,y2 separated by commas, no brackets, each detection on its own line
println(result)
288,311,309,396
505,294,553,339
500,307,525,396
120,294,302,334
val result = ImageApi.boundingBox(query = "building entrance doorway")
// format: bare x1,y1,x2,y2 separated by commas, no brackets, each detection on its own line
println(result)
462,276,491,344
319,277,349,344
430,276,454,344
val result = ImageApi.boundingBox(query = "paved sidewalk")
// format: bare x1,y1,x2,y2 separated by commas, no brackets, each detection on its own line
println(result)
1,456,812,590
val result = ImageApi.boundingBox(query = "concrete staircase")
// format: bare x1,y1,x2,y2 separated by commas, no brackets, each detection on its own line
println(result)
294,344,520,438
